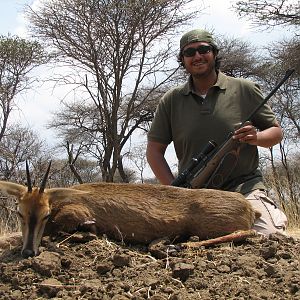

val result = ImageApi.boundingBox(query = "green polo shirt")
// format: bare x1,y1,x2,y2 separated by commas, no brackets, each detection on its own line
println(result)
148,72,278,194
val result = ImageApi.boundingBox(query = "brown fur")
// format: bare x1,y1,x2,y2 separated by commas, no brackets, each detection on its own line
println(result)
0,181,260,255
46,182,260,243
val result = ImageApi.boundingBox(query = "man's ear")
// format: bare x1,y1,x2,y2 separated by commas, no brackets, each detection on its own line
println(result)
213,48,219,57
181,57,185,68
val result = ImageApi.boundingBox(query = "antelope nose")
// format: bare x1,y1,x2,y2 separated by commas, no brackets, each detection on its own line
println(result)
21,248,35,258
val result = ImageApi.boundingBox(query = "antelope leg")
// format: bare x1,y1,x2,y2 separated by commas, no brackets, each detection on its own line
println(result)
181,230,257,249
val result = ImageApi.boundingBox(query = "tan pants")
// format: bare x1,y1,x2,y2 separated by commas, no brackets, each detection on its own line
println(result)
245,190,288,236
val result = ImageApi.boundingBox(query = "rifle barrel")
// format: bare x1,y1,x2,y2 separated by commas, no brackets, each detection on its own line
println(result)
243,69,295,125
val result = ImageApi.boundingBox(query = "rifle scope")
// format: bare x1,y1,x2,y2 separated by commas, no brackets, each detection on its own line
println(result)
171,140,217,187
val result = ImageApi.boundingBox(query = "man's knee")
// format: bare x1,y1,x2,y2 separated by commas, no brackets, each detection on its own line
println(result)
245,190,288,236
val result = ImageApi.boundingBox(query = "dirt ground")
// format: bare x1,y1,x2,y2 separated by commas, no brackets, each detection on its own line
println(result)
0,231,299,300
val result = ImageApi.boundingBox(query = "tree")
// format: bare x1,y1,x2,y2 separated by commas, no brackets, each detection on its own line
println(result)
127,144,148,183
260,37,300,220
217,36,266,79
0,124,46,181
233,0,300,29
26,0,200,182
0,35,47,141
232,0,300,164
262,148,300,225
65,141,85,184
45,158,101,187
262,36,300,139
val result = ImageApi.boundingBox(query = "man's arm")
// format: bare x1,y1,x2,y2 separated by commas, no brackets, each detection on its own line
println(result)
146,140,174,185
233,122,283,148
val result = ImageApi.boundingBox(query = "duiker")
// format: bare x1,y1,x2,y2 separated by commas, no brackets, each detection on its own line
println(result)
0,162,260,257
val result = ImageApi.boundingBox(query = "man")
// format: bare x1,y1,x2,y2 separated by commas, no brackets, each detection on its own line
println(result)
146,29,287,236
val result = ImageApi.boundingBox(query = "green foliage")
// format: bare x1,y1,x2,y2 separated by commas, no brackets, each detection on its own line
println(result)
0,35,48,141
0,35,47,88
0,35,44,66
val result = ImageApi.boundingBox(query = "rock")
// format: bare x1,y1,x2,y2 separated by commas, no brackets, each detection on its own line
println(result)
69,232,98,243
112,253,131,267
32,251,61,276
96,262,112,274
171,262,194,281
79,279,102,293
260,242,277,259
38,278,63,298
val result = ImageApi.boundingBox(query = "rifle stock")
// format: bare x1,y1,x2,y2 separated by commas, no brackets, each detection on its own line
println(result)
171,69,295,189
189,135,240,188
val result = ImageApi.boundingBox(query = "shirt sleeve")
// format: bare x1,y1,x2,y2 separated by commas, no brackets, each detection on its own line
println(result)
147,94,173,145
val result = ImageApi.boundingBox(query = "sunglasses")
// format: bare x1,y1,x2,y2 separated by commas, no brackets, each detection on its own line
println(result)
182,45,212,57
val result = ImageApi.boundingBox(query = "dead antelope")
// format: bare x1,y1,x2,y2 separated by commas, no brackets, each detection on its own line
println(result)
0,162,260,258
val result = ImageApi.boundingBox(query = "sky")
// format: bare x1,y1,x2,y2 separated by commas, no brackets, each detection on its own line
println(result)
0,0,293,176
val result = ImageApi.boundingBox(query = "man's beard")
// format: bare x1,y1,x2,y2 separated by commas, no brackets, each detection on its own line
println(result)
191,61,216,78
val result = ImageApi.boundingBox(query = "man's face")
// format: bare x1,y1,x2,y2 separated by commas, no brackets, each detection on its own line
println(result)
182,42,216,77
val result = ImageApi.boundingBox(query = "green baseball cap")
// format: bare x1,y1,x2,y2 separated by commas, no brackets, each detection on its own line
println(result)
180,29,218,50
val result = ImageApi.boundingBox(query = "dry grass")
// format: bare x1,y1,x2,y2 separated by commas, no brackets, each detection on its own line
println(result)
287,228,300,239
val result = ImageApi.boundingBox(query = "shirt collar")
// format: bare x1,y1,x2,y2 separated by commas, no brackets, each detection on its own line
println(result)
181,71,228,96
215,71,228,90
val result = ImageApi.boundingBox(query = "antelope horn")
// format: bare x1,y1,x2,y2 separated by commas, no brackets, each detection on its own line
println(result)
39,161,52,194
26,160,32,193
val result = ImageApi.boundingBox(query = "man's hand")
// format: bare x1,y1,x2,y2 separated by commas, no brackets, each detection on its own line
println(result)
233,121,283,148
233,122,258,145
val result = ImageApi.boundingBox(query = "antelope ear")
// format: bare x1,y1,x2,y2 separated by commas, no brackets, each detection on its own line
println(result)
47,188,87,202
0,181,27,198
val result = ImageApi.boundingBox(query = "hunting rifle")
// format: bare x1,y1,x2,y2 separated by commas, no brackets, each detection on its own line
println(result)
171,69,295,189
